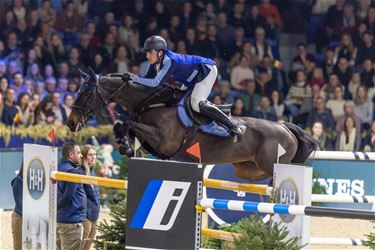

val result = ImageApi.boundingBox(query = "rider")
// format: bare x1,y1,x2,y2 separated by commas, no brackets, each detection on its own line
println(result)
122,35,247,139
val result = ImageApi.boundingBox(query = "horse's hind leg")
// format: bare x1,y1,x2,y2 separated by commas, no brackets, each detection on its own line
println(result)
233,161,270,182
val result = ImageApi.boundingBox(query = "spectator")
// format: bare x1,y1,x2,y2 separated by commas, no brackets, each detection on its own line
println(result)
184,28,199,55
216,12,235,57
338,4,358,36
77,33,95,68
35,95,59,125
228,1,246,28
353,85,373,130
1,88,18,126
216,80,235,105
336,101,362,132
37,0,56,26
34,80,48,100
326,85,345,120
348,71,362,99
322,47,335,78
308,67,326,88
255,65,277,97
0,76,9,94
63,94,74,117
56,142,85,250
306,96,335,132
356,31,375,65
44,64,55,79
197,24,219,59
55,0,83,32
52,92,67,124
12,0,27,20
335,115,361,151
360,59,374,87
45,76,57,94
252,95,277,121
290,43,315,81
334,33,357,65
270,90,285,119
175,40,187,54
362,120,375,151
368,75,375,101
0,92,3,121
81,144,100,250
239,79,261,115
153,1,170,28
119,14,139,45
26,63,44,82
258,0,282,39
321,73,343,101
211,94,223,105
97,11,115,38
111,46,130,73
11,162,23,250
205,2,217,25
251,27,273,61
230,56,254,91
58,62,70,79
364,6,375,35
245,5,271,39
10,72,25,97
231,97,247,116
15,93,34,126
332,57,352,93
67,47,83,78
27,10,42,42
47,34,65,70
309,121,333,151
15,18,31,49
228,41,259,71
92,53,107,75
357,0,370,21
285,70,312,118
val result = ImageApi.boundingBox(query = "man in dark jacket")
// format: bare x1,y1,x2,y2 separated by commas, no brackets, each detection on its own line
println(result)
56,142,86,250
11,163,23,250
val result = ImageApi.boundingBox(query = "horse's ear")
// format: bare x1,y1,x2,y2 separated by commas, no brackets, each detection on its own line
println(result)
88,67,97,79
79,68,89,80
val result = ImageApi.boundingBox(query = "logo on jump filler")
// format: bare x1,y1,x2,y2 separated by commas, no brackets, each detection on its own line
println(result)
130,180,191,231
27,158,46,200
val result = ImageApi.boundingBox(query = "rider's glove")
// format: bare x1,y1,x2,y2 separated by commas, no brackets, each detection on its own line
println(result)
122,72,134,82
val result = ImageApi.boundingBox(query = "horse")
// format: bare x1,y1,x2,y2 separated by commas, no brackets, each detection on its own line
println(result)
66,68,317,182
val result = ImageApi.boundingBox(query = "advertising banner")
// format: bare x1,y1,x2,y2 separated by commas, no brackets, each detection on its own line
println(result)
23,144,57,250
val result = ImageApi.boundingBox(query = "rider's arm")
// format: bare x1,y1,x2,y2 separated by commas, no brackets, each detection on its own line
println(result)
133,57,173,87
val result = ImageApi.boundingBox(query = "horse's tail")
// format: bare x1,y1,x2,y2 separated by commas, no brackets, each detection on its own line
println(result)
283,122,318,164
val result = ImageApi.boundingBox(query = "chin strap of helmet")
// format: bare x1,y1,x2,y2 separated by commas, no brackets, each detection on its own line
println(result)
155,49,165,64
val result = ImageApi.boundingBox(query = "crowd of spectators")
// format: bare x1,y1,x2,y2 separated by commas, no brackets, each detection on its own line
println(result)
1,0,375,152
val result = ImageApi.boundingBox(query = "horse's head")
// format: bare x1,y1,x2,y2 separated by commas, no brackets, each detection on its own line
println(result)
66,68,105,132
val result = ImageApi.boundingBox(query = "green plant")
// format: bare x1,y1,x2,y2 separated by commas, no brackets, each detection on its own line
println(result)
364,225,375,249
94,199,127,250
202,215,303,250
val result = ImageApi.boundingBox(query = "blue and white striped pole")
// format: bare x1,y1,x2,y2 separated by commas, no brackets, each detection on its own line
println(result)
199,198,375,220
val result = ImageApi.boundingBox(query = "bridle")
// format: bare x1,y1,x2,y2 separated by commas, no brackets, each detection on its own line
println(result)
71,73,128,128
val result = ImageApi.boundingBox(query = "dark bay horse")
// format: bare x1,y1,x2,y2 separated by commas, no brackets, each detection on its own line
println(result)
67,69,317,182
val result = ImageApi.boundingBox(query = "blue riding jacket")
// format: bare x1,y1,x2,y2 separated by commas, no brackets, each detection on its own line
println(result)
57,160,87,223
11,174,23,215
132,50,216,89
83,166,100,221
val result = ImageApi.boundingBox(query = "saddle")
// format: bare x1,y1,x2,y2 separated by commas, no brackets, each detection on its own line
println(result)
185,95,232,125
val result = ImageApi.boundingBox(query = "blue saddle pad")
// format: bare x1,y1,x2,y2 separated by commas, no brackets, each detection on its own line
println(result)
176,96,231,138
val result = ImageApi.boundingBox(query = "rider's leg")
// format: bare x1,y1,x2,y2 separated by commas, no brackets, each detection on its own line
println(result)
190,65,246,137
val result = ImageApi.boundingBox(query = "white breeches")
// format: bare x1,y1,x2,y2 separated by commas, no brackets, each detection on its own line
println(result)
190,64,218,112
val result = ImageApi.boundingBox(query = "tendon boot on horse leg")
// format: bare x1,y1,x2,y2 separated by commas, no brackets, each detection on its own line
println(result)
198,101,247,141
113,122,133,157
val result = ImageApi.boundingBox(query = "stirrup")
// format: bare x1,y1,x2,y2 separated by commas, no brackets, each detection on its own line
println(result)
231,124,247,143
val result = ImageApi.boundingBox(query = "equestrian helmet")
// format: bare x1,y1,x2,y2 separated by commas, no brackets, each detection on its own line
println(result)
143,35,167,52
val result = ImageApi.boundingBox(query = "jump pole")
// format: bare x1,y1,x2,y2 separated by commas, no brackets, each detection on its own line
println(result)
204,178,375,204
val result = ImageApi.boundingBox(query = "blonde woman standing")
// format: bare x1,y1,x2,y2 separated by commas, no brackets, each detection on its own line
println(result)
81,145,100,250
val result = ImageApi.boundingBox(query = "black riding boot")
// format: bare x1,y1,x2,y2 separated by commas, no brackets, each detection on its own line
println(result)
199,101,246,140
